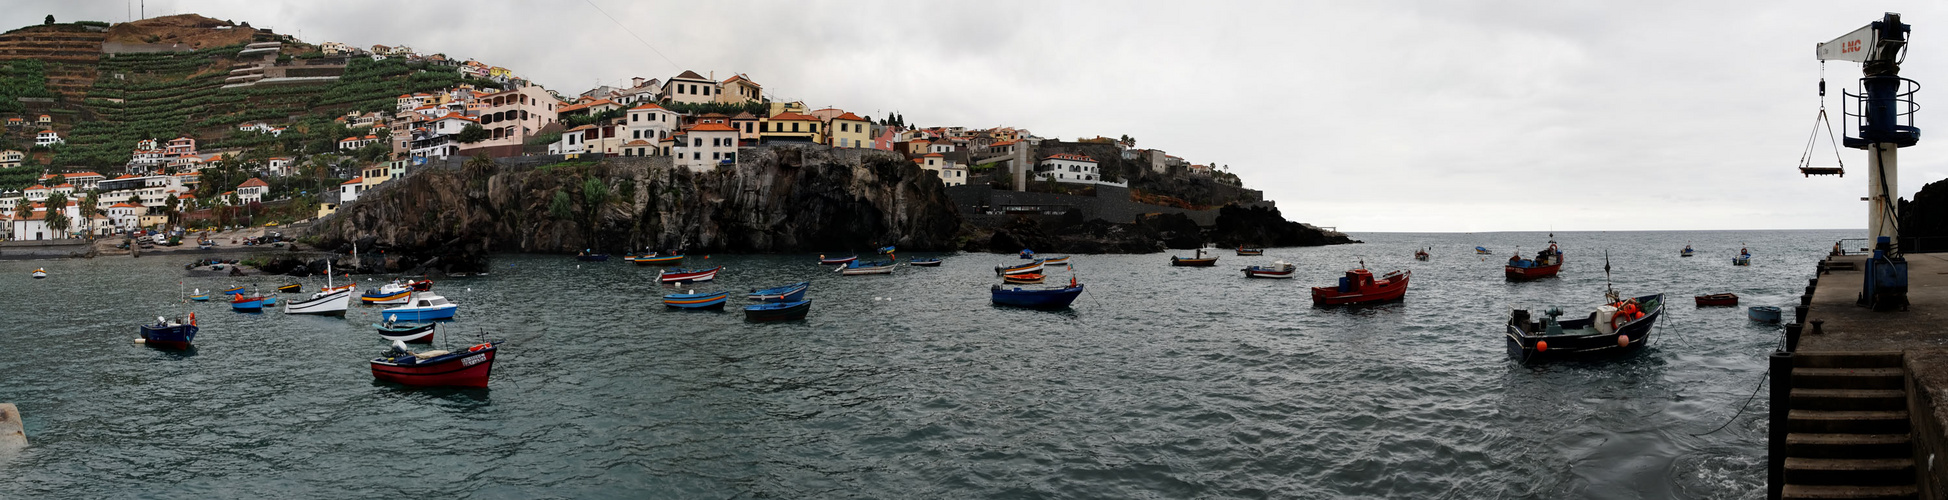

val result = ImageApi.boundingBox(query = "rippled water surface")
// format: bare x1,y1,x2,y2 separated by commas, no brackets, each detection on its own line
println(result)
0,230,1853,498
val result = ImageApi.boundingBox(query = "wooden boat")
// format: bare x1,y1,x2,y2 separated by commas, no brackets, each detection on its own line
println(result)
841,260,895,275
1041,256,1069,266
634,254,684,265
1414,249,1430,261
1311,269,1411,305
744,299,811,322
322,283,356,294
1748,305,1781,323
382,293,457,322
991,283,1084,309
138,314,198,350
1504,242,1563,281
878,245,897,255
1681,245,1695,257
373,322,435,344
360,283,413,304
995,260,1044,276
31,268,46,279
1733,250,1752,266
231,293,268,312
1019,248,1035,259
371,341,498,388
405,279,433,291
189,289,210,302
221,285,246,295
1003,273,1046,284
818,254,857,265
1242,261,1297,279
284,288,352,316
1236,246,1265,256
1506,294,1666,363
575,251,609,262
276,283,302,294
1475,246,1493,255
748,282,810,302
1171,247,1219,267
660,266,722,284
1694,293,1739,307
909,257,943,267
664,290,730,309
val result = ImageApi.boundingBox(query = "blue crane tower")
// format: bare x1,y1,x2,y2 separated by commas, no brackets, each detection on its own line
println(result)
1816,12,1915,310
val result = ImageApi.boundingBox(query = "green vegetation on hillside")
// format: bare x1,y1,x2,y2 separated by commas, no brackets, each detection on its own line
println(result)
0,59,53,114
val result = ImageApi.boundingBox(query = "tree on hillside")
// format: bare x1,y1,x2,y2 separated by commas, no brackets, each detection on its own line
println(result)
13,197,29,217
162,194,179,227
79,190,99,217
548,190,573,221
43,15,53,25
43,192,68,237
454,124,489,144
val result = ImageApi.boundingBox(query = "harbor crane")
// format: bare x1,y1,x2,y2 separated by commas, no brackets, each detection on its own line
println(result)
1814,12,1915,311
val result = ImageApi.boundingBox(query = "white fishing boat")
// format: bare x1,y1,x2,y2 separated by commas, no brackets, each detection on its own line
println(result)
285,261,351,315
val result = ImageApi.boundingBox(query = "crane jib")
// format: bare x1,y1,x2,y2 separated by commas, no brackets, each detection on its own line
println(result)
1818,24,1876,62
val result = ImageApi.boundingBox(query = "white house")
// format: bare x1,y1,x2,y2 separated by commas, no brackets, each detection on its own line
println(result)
236,178,269,204
626,103,678,147
0,149,21,169
35,130,61,147
340,177,364,204
1036,153,1101,183
266,157,293,176
660,70,718,105
106,202,143,231
919,153,968,187
22,184,48,201
548,125,594,155
339,135,379,151
672,123,739,171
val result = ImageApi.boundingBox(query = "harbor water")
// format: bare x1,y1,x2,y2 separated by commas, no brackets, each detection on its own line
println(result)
0,230,1852,498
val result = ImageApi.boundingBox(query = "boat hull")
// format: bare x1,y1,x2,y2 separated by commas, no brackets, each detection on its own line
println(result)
285,290,352,315
360,289,412,304
371,344,497,388
664,291,730,309
276,284,302,293
382,305,456,322
634,255,684,265
1171,257,1218,267
744,300,811,322
1695,294,1739,307
1041,257,1069,266
1003,273,1046,284
231,297,267,312
374,323,436,344
991,284,1085,309
1311,271,1411,305
841,264,895,275
139,324,198,350
995,261,1043,275
1506,294,1664,363
660,267,722,283
1504,263,1562,281
747,282,810,302
1236,249,1264,256
819,256,857,265
1243,267,1296,279
1749,306,1781,322
909,259,943,267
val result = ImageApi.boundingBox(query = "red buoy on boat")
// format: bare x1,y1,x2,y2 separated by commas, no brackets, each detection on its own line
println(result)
1536,341,1549,352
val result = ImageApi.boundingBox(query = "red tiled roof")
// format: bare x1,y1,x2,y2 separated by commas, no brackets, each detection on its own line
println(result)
1043,153,1096,163
342,177,364,185
834,112,867,122
769,112,818,122
24,184,47,191
690,122,737,132
52,183,73,189
114,174,136,179
237,178,269,188
629,102,665,111
721,74,759,86
923,153,944,158
622,139,653,146
109,202,141,208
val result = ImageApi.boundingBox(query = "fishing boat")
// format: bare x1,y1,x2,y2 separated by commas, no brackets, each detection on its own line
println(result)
1695,293,1739,307
995,260,1044,276
221,285,246,295
1414,248,1430,261
1505,294,1666,363
231,292,269,312
659,266,722,284
360,282,413,304
1475,246,1493,255
840,260,895,275
382,293,457,322
31,268,46,279
1733,248,1752,266
909,257,943,267
1170,247,1219,267
138,314,198,350
634,254,684,265
404,279,433,291
991,282,1085,309
664,290,731,309
1041,256,1069,266
878,245,897,255
373,321,436,344
1311,268,1411,305
286,261,352,315
818,254,857,265
1681,245,1695,257
1504,241,1564,281
1020,248,1035,259
1003,273,1046,284
1242,261,1297,279
744,299,811,322
576,250,609,262
189,289,210,301
1748,305,1782,323
276,283,302,294
747,281,810,302
370,341,498,388
1236,246,1265,256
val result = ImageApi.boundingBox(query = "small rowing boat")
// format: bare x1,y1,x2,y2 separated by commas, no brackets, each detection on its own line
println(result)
664,290,730,309
1695,293,1739,307
1243,261,1297,279
1003,273,1045,284
748,281,810,302
744,299,811,322
659,266,722,284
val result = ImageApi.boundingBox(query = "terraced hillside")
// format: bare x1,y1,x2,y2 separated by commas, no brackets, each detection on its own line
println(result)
0,23,108,103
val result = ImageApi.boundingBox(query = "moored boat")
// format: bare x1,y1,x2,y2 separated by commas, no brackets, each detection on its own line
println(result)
1020,248,1035,259
382,293,457,322
1311,268,1410,305
1749,305,1781,322
374,322,436,344
634,254,684,265
138,314,198,349
31,268,46,279
189,289,210,301
818,254,857,265
1236,246,1265,256
659,266,722,284
1002,273,1046,284
1242,261,1297,279
747,281,810,302
1506,294,1665,363
1681,245,1695,257
664,290,730,309
1695,293,1739,306
1414,248,1430,261
371,341,498,388
991,283,1084,309
1040,256,1069,266
909,257,943,267
360,283,413,304
1171,247,1219,267
1733,248,1752,266
1504,241,1564,281
744,299,811,322
285,288,352,316
405,279,433,291
1475,246,1493,255
221,285,246,295
995,260,1044,276
576,250,609,262
231,293,268,312
840,260,895,275
276,283,302,294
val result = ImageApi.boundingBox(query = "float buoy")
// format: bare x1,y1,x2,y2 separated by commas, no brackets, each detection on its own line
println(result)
1535,341,1548,352
1617,335,1630,348
133,338,145,344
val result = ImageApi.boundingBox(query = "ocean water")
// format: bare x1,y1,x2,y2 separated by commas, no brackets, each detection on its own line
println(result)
0,230,1853,498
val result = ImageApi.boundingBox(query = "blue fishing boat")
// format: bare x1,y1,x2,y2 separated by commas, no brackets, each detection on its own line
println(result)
189,289,210,301
744,299,811,322
878,245,897,254
382,293,458,322
991,283,1085,309
139,314,198,350
909,257,943,267
747,282,810,302
576,249,609,262
1020,248,1035,259
1733,247,1752,266
1475,246,1492,255
1748,305,1781,323
231,293,267,312
664,290,730,309
1681,245,1695,257
221,285,246,295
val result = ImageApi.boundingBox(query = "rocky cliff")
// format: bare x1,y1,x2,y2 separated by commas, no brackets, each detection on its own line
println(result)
964,204,1357,254
1901,178,1948,252
305,148,961,273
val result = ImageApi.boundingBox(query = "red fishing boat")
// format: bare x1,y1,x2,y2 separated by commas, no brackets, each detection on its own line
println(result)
370,341,499,388
405,279,433,291
1504,240,1563,281
1694,293,1739,306
1311,268,1411,305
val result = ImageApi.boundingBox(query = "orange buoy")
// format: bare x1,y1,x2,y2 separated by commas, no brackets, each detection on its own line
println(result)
1535,341,1548,352
1617,335,1630,348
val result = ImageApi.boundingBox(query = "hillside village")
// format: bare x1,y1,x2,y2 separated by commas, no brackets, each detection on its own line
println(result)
0,14,1252,242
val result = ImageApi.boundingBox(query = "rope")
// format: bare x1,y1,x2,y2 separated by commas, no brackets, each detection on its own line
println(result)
1692,366,1770,437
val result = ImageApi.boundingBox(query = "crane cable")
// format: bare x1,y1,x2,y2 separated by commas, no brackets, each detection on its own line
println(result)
1799,61,1847,174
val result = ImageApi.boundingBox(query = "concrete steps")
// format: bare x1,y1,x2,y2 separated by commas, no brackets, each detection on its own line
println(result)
1781,352,1916,499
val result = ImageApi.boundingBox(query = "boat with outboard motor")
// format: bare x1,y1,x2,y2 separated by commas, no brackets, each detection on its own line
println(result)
138,314,198,349
1506,293,1665,363
1681,245,1695,257
1311,268,1411,305
1243,261,1297,279
1733,247,1752,266
382,293,457,322
747,281,810,302
371,340,498,388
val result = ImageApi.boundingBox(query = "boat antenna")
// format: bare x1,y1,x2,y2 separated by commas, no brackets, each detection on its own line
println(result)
1604,250,1619,303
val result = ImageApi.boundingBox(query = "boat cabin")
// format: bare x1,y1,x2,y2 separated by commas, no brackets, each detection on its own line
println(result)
413,296,451,308
1337,269,1375,292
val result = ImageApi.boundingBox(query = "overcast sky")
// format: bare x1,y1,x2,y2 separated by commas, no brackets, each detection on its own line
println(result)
9,1,1947,232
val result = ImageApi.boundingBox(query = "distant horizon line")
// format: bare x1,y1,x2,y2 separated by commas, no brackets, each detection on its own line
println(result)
1342,228,1863,234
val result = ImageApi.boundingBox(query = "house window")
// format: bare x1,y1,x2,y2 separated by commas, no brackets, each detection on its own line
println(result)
712,152,720,160
810,123,818,133
725,152,735,162
791,123,799,133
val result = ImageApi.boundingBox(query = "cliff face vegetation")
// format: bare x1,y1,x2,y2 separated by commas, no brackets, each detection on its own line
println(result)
305,148,961,272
